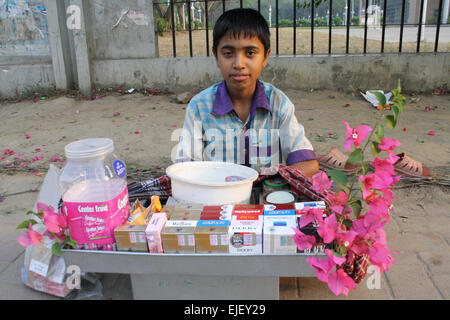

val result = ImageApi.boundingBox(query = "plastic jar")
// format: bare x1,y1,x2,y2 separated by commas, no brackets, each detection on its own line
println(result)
262,177,290,198
59,138,130,251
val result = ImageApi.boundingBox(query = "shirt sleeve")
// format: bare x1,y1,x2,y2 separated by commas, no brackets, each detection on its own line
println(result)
175,101,204,162
278,98,317,166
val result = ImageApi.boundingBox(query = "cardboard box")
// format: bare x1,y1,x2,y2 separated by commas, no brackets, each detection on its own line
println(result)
194,220,230,253
200,211,232,221
263,215,297,254
263,203,295,212
295,201,326,213
228,220,263,254
161,205,175,219
161,220,198,253
145,212,167,253
114,224,148,252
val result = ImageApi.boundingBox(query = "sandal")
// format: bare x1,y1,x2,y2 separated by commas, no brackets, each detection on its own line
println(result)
317,148,359,174
394,153,434,178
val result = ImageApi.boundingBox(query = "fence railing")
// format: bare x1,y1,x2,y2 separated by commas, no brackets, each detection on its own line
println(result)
153,0,450,57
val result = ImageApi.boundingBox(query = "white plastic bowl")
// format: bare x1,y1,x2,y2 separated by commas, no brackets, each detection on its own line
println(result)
166,161,259,205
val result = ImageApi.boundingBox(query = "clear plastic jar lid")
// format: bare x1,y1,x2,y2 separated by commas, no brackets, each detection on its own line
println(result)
64,138,114,160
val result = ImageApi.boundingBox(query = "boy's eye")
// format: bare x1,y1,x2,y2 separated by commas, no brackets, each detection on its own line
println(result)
247,50,255,56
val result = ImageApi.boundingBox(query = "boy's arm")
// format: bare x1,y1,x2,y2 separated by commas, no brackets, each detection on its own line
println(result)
289,159,319,178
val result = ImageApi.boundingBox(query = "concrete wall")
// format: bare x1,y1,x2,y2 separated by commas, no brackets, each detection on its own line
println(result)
93,53,450,94
0,0,449,100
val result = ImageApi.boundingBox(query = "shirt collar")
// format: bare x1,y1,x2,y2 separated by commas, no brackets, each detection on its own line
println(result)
211,80,272,117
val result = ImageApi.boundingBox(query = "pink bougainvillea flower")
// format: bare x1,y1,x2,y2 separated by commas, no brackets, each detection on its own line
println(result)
38,203,67,233
24,134,31,139
328,131,335,136
292,228,317,251
0,155,5,160
312,171,333,193
368,243,396,272
372,157,395,176
33,171,39,175
378,138,401,152
298,207,324,228
325,249,346,266
327,190,349,216
425,106,431,112
358,170,394,200
342,120,373,150
50,155,61,162
18,162,28,167
17,223,42,247
3,149,15,156
327,269,357,296
428,131,436,136
317,214,340,244
113,112,120,117
367,196,391,220
306,256,335,283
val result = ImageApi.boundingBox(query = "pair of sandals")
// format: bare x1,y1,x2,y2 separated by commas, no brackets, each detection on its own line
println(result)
318,147,434,178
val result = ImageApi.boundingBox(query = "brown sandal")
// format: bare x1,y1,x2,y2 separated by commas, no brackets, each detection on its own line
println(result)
394,153,434,178
317,148,359,174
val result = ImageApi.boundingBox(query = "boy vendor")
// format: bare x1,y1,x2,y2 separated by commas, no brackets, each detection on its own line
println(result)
175,8,318,177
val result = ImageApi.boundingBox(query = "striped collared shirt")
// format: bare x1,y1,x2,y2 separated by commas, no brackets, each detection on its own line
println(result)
175,80,316,171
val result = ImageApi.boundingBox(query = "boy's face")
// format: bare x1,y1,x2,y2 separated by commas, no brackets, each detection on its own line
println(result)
214,32,271,95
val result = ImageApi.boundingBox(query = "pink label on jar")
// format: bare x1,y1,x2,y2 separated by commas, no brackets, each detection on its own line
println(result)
63,186,130,245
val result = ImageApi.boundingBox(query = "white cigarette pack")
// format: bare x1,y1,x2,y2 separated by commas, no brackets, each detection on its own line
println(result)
228,220,263,254
263,215,297,254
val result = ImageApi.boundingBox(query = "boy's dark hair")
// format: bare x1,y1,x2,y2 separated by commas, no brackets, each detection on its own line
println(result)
212,8,270,56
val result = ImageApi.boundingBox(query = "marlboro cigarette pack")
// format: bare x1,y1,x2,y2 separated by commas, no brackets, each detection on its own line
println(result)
161,220,198,253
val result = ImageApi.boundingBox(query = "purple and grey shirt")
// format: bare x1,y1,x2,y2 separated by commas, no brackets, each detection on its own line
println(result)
175,80,316,171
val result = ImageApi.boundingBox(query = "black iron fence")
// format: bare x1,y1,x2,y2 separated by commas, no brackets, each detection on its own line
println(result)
153,0,450,57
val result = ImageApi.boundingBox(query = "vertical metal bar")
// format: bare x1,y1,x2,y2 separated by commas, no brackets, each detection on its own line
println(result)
399,0,406,52
381,0,387,53
240,0,243,8
276,0,279,55
170,0,176,57
222,0,225,13
294,0,297,55
416,0,425,52
345,0,350,53
187,0,193,57
435,0,444,52
328,0,332,55
311,1,314,54
258,0,261,12
363,0,368,53
205,0,209,56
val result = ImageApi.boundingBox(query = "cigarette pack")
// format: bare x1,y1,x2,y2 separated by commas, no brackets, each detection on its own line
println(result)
295,201,326,213
263,215,297,254
169,210,202,221
161,205,175,219
200,211,232,221
194,220,230,253
145,212,167,253
202,205,234,214
114,224,148,252
232,204,264,215
263,203,295,212
228,220,263,254
161,220,198,253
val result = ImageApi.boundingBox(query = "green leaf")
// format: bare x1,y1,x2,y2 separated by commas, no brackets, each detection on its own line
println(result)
371,141,381,156
64,236,78,249
392,105,400,122
370,91,386,107
16,219,38,230
347,148,363,164
378,124,385,139
385,115,396,129
342,219,353,229
350,200,362,218
361,163,370,175
327,169,348,186
52,242,62,256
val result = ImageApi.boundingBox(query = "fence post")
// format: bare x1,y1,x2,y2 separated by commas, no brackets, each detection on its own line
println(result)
71,0,94,96
44,0,73,90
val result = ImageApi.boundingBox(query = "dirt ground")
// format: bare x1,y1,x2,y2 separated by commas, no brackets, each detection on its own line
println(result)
0,86,449,299
157,28,450,57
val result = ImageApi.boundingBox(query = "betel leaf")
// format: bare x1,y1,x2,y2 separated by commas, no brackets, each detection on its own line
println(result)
52,242,62,257
370,91,386,107
371,141,381,156
16,219,38,230
347,148,363,164
385,115,396,129
327,169,348,186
